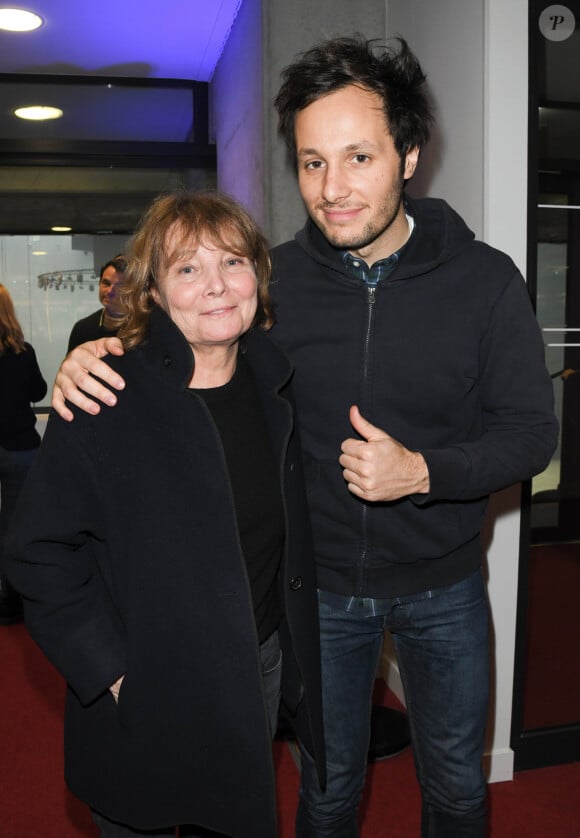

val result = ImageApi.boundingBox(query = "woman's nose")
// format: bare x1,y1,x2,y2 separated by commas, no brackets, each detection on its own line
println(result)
204,269,227,295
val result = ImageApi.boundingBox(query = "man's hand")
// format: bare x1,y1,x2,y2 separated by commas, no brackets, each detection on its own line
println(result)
339,405,430,501
52,338,126,421
109,675,125,704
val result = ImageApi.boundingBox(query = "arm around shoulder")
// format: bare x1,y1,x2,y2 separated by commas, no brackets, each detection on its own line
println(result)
52,337,126,421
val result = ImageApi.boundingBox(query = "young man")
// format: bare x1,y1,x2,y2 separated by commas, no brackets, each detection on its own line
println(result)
51,37,557,838
67,254,127,351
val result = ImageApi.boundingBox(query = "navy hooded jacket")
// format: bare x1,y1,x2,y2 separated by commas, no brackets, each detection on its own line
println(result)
270,196,558,598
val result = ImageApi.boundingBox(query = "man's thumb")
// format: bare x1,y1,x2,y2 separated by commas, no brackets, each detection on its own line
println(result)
349,404,386,441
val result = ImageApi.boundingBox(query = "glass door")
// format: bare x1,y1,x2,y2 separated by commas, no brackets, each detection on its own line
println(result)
512,0,580,769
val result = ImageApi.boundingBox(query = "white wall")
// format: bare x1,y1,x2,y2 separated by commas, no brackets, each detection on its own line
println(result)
481,0,529,783
389,0,485,236
385,0,529,783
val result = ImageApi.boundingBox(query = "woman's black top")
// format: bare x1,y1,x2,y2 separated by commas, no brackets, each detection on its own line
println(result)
193,354,284,642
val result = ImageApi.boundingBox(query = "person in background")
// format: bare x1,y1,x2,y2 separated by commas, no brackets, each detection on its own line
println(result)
6,191,324,838
67,254,127,351
48,36,558,838
0,283,47,625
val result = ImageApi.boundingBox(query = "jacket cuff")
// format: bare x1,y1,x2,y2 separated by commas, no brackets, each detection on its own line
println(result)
413,446,471,504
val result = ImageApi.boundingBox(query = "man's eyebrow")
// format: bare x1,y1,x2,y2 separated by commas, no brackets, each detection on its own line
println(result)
297,141,380,158
296,147,321,158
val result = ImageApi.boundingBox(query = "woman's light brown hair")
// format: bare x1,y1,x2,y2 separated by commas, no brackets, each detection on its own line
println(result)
118,191,273,350
0,284,26,354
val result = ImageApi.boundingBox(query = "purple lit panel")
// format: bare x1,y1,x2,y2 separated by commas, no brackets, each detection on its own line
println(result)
0,0,242,81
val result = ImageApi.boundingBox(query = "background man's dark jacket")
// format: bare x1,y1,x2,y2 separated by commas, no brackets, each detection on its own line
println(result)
68,309,119,352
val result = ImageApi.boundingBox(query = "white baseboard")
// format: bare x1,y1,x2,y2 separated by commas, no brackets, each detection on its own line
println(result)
484,747,514,784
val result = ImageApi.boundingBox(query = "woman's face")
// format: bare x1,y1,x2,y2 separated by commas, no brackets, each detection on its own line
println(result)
151,228,258,352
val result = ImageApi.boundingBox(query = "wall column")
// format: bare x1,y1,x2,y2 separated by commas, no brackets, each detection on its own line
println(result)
213,0,387,244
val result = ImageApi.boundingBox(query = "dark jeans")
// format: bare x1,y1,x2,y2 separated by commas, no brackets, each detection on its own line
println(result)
91,629,282,837
296,571,490,838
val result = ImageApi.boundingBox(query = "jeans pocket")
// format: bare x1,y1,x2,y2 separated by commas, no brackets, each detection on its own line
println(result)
260,632,282,737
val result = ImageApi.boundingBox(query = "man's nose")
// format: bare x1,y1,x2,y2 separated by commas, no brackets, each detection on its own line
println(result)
321,164,351,204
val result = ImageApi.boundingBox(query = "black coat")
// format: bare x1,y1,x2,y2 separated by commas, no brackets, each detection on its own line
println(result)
6,308,325,836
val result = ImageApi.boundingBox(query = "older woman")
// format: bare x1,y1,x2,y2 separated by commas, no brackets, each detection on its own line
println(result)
6,192,325,837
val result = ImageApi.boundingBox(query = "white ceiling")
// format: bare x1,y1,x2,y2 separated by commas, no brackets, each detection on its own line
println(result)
0,0,242,80
0,0,239,232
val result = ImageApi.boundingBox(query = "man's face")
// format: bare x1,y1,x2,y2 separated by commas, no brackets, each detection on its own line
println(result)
98,266,125,317
295,84,419,265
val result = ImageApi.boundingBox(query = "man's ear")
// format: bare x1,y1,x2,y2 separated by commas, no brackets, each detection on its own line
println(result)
404,146,420,180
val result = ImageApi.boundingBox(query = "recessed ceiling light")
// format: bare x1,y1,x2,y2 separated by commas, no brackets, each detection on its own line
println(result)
51,226,72,233
0,8,43,31
14,105,63,121
31,250,47,255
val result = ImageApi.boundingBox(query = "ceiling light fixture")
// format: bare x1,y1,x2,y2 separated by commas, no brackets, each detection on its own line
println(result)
51,226,72,233
0,8,43,31
14,105,63,121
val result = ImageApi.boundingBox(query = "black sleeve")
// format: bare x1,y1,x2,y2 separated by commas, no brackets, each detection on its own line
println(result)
5,412,127,705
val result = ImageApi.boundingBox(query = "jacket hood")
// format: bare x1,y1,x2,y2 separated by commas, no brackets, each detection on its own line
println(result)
294,195,475,279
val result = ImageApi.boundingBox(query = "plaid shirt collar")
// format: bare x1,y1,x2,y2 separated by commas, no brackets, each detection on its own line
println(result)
342,213,415,286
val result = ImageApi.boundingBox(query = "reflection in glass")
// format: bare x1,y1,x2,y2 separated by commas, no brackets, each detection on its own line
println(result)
0,233,127,402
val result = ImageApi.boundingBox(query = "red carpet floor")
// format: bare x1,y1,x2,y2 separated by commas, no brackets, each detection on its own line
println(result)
523,542,580,729
1,623,579,837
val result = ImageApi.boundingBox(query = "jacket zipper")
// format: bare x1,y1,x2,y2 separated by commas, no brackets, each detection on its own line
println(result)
355,283,377,595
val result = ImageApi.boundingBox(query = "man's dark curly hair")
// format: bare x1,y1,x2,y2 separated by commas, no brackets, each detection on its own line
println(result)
274,35,434,164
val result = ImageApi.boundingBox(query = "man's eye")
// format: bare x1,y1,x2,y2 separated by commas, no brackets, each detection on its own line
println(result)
305,160,323,170
353,154,370,163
